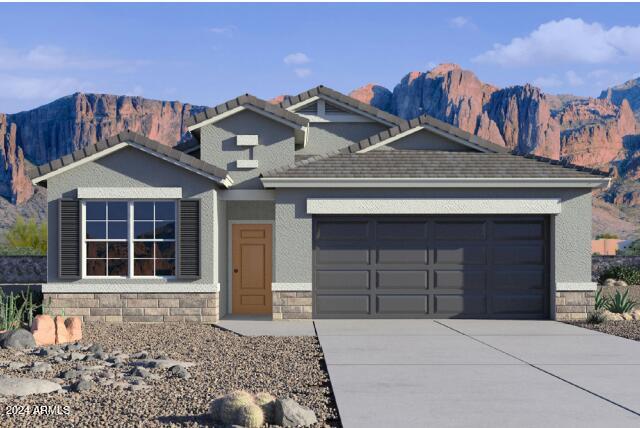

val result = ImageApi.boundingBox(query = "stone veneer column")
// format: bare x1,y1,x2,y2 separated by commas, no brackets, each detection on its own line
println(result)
555,291,595,321
272,291,312,320
43,293,219,323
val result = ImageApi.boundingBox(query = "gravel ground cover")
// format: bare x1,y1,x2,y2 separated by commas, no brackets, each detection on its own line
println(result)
571,321,640,341
0,323,340,427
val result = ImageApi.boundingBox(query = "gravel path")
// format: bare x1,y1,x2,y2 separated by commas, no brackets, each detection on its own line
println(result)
0,323,340,427
571,321,640,341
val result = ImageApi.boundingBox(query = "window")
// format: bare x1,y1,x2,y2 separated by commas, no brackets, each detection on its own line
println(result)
133,201,176,277
85,201,128,277
83,200,176,278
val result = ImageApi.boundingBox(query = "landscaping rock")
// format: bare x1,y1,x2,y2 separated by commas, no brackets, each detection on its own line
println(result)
65,317,82,342
69,352,86,361
0,375,62,396
88,344,103,353
54,316,71,344
94,350,108,360
614,280,629,287
31,315,56,346
604,278,617,287
30,362,52,373
130,367,155,379
0,329,36,350
168,364,190,379
8,362,26,370
131,351,148,359
131,358,196,370
602,310,625,321
71,379,93,393
274,398,318,427
60,369,81,380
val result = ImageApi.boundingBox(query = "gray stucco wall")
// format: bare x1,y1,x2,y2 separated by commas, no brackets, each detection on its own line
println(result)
298,122,388,155
381,128,474,151
274,188,593,289
199,109,296,189
46,146,219,292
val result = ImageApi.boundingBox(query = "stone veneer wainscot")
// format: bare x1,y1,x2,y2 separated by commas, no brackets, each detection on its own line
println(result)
555,290,595,321
272,291,312,320
44,293,219,323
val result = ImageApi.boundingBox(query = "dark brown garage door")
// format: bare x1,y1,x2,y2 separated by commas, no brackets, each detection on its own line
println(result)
312,215,550,319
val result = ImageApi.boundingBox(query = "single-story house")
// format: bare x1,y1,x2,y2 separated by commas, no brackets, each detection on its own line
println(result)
29,86,610,322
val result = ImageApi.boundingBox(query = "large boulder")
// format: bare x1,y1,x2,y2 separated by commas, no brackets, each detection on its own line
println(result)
54,316,70,344
0,375,62,396
64,317,82,342
274,398,318,427
31,314,56,346
0,329,36,349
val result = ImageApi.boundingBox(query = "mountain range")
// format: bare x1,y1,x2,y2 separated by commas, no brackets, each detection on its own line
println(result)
2,64,640,237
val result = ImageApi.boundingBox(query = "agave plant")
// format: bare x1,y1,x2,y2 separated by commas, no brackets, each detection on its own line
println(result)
606,289,638,314
594,288,610,311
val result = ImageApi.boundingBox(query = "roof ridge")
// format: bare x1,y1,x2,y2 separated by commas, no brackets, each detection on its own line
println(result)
185,93,308,129
28,130,231,185
277,85,405,126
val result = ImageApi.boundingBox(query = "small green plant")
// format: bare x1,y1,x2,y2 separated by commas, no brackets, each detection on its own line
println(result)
606,289,638,314
0,287,43,330
4,217,47,255
599,265,640,286
618,239,640,256
586,310,606,324
596,233,619,239
594,288,610,311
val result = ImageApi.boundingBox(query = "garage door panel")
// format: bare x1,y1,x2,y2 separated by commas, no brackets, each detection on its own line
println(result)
376,221,427,239
316,295,370,315
435,221,486,240
435,270,486,290
493,245,545,265
316,220,369,240
493,221,544,240
376,270,428,290
316,270,370,290
316,247,370,265
377,295,428,315
494,270,545,290
313,216,548,319
434,294,486,315
435,246,487,264
376,246,428,264
491,294,546,315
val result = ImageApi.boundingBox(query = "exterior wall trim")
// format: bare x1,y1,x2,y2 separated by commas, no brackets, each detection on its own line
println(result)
219,190,276,201
272,282,312,291
556,282,598,291
187,105,307,133
43,282,221,293
306,198,562,215
262,177,610,188
77,187,182,199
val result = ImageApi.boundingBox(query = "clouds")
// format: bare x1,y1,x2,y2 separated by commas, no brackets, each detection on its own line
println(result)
474,18,640,66
283,52,312,78
0,74,90,100
449,16,475,30
208,26,236,37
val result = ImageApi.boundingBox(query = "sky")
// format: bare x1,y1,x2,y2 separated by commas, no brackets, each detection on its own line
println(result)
0,2,639,113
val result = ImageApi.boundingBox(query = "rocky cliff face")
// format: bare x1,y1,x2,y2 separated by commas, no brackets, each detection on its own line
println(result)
1,93,205,205
0,114,32,204
600,78,640,122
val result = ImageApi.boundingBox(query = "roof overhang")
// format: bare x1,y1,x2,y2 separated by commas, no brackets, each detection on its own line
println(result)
187,105,308,146
32,141,233,188
261,177,611,189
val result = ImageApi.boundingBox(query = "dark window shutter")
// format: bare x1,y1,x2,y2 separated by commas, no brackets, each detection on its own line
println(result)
58,199,80,278
178,199,201,279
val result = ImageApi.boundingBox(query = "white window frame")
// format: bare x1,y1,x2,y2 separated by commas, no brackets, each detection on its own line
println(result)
81,200,178,279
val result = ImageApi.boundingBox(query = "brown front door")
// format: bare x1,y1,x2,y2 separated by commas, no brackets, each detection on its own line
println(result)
232,224,273,315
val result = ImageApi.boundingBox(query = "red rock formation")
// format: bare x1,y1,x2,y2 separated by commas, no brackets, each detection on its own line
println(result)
0,114,33,204
349,84,392,112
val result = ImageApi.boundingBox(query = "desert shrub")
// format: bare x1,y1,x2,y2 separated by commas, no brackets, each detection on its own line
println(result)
0,287,43,330
586,310,606,324
596,233,619,239
4,217,47,255
606,289,638,314
594,288,609,311
599,265,640,285
617,239,640,256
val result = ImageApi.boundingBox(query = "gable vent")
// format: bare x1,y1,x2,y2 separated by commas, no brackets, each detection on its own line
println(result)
295,102,318,114
325,102,349,114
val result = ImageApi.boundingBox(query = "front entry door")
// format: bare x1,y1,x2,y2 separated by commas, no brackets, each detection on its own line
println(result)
232,224,273,315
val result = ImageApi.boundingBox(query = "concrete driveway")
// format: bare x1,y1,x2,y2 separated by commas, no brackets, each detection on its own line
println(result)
315,320,640,427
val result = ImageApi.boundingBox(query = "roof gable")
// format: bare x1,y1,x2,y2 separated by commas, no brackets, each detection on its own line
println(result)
279,86,405,127
29,131,232,187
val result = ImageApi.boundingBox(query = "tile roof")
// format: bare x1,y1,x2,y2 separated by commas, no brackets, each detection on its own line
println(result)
185,93,308,129
278,85,405,127
262,150,609,180
28,130,230,185
353,114,511,154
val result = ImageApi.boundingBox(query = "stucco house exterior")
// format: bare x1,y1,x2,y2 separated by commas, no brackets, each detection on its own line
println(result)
29,86,610,322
